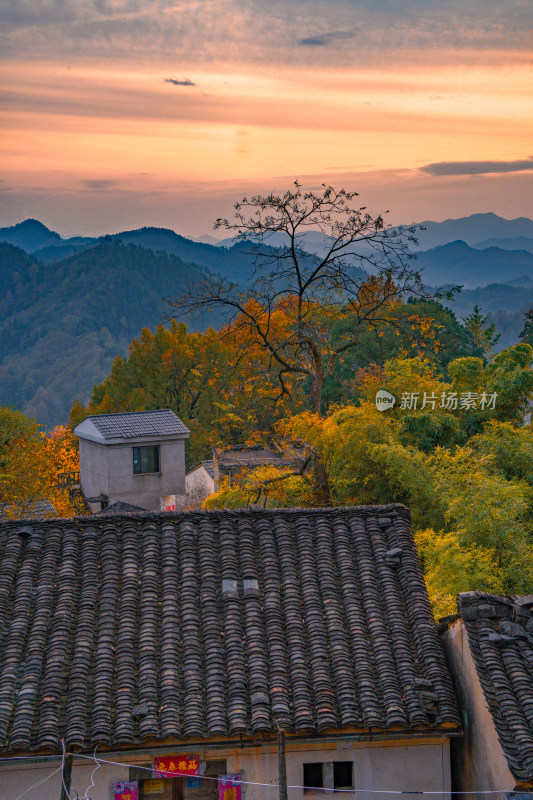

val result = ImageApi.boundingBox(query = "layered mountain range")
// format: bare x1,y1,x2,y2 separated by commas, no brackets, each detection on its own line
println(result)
1,214,532,427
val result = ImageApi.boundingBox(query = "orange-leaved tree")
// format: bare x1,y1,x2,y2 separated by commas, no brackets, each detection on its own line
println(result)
72,318,306,467
0,409,83,518
169,183,453,418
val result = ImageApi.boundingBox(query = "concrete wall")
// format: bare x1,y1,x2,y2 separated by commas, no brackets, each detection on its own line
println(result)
442,618,515,795
0,760,128,800
79,437,187,512
0,737,451,800
186,467,215,502
232,737,450,800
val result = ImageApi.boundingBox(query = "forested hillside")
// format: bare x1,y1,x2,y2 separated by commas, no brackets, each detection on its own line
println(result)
0,239,223,426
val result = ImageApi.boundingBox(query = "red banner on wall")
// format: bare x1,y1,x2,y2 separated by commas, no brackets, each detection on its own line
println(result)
153,756,201,778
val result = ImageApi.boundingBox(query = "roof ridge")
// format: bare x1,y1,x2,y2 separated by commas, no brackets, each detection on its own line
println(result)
86,408,176,418
0,503,409,528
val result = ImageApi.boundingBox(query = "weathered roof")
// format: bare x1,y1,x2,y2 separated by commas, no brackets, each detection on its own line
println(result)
0,505,459,755
201,460,215,479
96,501,148,515
186,460,215,479
216,445,305,472
0,499,56,520
75,409,189,442
458,591,533,782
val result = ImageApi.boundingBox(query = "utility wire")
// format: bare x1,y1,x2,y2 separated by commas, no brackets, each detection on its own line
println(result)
13,762,64,800
69,752,517,795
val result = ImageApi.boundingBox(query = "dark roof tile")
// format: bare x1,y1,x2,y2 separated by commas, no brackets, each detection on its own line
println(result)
83,409,189,439
0,505,459,754
458,591,533,781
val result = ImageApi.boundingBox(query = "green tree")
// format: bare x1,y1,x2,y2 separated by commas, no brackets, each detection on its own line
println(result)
207,350,533,616
323,299,475,409
463,304,501,358
520,308,533,346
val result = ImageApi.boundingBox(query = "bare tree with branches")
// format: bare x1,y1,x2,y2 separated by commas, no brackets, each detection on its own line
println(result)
169,182,448,417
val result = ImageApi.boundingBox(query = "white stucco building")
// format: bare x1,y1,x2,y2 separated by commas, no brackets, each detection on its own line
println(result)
75,409,190,512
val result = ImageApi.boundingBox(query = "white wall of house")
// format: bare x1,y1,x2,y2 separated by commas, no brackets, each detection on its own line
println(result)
0,760,128,800
442,618,515,794
79,437,187,512
0,737,451,800
186,465,215,502
231,738,451,800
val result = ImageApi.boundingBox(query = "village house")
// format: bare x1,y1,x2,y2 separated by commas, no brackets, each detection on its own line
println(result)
185,460,216,503
442,590,533,794
0,504,460,800
186,445,306,504
75,409,190,513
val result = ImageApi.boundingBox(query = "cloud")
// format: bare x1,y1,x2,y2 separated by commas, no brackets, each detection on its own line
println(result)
164,77,196,87
299,30,356,46
1,1,531,70
420,158,533,176
81,179,120,190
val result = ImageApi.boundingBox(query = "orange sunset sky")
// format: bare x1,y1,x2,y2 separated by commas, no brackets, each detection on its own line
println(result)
1,0,532,237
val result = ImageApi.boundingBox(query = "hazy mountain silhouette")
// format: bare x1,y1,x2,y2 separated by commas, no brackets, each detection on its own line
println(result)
414,212,533,250
0,239,223,427
2,213,533,427
416,240,533,288
473,236,533,255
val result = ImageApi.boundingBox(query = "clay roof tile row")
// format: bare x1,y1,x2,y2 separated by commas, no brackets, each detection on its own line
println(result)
0,505,459,754
458,591,533,782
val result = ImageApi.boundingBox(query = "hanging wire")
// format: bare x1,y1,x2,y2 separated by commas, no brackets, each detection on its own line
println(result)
78,745,102,800
0,746,519,797
69,752,517,795
13,762,64,800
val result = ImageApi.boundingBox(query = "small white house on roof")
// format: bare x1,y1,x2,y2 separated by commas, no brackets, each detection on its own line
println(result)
75,409,189,512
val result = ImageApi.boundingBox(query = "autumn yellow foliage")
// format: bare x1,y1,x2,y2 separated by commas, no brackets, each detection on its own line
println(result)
0,410,82,519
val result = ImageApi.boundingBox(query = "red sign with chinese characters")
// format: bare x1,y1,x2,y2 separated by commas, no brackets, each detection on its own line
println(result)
153,756,200,778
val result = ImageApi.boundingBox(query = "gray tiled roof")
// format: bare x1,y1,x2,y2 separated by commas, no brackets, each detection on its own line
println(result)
458,591,533,781
217,445,305,471
86,409,189,439
0,505,459,754
96,501,148,515
200,459,214,478
0,499,56,520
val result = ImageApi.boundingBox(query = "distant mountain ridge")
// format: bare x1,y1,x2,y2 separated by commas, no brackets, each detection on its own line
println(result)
0,219,63,252
416,240,533,288
3,213,533,289
0,239,223,427
473,236,533,255
0,220,304,284
414,212,533,250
